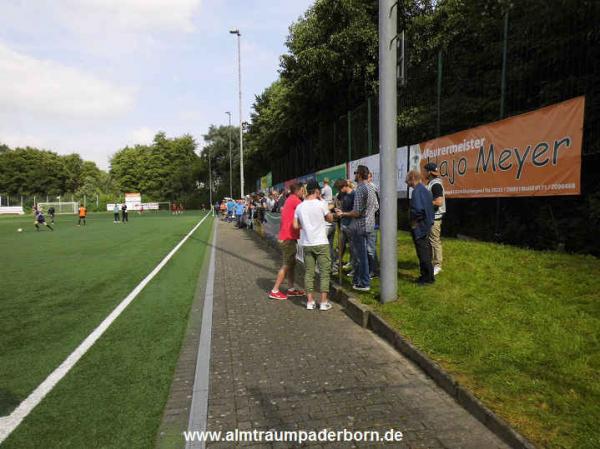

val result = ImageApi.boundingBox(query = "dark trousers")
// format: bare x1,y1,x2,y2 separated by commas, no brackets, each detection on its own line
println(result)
412,231,434,283
350,230,370,287
122,212,128,222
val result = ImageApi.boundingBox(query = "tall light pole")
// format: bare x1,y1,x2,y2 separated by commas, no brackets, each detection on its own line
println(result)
379,0,398,303
229,28,244,197
208,145,213,208
225,111,233,198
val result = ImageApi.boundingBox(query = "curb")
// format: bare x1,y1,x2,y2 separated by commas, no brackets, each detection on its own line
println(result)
328,281,537,449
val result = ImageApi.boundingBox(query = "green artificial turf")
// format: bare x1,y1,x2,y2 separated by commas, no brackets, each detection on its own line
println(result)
343,232,600,449
1,211,213,448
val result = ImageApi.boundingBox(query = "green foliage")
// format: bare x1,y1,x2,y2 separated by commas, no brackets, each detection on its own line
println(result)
109,132,202,202
200,125,240,200
0,145,107,197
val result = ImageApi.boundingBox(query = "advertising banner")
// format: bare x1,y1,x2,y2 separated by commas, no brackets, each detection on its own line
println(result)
284,178,298,190
414,96,584,198
316,164,347,195
349,148,410,195
297,173,317,184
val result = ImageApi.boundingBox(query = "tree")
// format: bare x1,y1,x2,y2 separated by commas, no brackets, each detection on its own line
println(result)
109,132,202,204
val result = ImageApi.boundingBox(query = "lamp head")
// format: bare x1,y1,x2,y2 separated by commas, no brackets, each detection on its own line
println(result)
229,29,240,35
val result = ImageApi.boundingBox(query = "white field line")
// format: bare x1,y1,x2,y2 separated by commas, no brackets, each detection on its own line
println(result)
0,212,212,445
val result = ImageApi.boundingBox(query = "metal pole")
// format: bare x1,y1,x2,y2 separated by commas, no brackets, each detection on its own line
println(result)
347,111,352,162
230,29,244,197
437,50,443,137
208,146,213,207
379,0,398,303
226,111,233,198
333,122,337,166
367,97,373,155
496,11,509,241
500,11,509,119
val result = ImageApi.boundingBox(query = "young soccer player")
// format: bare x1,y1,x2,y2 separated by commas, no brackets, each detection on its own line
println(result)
113,203,120,223
78,203,87,226
34,209,54,231
48,206,56,224
121,203,128,223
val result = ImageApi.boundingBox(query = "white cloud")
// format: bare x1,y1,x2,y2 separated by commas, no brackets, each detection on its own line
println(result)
59,0,202,33
0,42,134,119
129,127,156,145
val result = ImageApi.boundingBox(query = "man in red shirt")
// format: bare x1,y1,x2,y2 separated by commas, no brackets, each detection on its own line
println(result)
268,183,305,300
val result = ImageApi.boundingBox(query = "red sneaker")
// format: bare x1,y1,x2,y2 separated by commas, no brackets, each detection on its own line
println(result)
287,288,305,297
268,290,287,300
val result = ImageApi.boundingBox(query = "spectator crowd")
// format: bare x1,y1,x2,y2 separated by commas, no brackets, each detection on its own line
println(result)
214,163,446,307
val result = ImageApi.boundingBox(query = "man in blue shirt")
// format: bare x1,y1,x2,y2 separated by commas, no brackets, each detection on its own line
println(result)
226,199,236,222
234,200,245,228
406,170,435,285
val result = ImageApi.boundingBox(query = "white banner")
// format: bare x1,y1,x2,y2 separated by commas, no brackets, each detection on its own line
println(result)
348,148,410,195
0,206,24,215
107,202,159,211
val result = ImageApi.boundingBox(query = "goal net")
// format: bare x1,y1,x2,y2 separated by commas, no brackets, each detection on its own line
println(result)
37,202,78,215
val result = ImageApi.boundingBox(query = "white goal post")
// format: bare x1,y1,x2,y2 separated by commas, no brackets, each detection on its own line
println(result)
37,202,78,215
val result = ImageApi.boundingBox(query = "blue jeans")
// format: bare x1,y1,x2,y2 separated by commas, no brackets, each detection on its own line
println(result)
367,230,379,276
350,229,370,287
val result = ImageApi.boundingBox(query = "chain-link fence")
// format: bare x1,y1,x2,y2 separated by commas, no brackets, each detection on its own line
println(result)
266,2,599,253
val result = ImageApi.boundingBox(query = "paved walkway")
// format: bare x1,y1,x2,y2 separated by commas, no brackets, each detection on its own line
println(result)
195,220,509,449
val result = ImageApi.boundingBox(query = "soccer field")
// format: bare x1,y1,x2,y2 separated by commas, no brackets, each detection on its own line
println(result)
0,211,214,448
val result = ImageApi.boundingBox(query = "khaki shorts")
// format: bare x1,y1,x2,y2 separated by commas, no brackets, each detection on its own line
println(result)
279,240,297,268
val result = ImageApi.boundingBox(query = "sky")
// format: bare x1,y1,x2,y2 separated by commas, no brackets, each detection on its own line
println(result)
0,0,314,170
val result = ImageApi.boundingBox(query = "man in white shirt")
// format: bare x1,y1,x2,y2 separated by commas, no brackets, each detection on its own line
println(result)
294,181,334,311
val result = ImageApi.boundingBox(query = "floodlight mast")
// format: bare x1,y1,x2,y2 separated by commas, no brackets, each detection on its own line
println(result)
229,28,244,197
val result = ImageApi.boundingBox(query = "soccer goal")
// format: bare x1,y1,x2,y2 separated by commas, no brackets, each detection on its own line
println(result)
37,202,78,214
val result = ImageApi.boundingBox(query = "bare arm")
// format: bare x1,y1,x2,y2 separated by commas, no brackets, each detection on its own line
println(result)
325,212,334,223
433,197,444,207
293,217,301,230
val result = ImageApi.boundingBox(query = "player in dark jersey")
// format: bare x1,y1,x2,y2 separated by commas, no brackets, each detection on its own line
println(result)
121,203,128,223
48,206,56,224
35,210,54,231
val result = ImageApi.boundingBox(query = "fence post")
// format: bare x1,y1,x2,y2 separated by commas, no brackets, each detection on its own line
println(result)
436,50,443,137
367,97,373,155
333,122,337,166
495,11,509,241
347,111,352,162
500,11,509,119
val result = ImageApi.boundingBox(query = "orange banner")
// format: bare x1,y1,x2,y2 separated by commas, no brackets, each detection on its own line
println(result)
417,96,584,198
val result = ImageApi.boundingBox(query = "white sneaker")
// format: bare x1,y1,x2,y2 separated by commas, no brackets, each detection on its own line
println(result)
343,263,353,270
319,302,332,311
352,285,371,292
346,271,354,277
306,301,316,310
433,266,442,276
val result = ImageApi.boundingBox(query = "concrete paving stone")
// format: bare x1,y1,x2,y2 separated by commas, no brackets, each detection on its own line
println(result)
197,221,511,449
